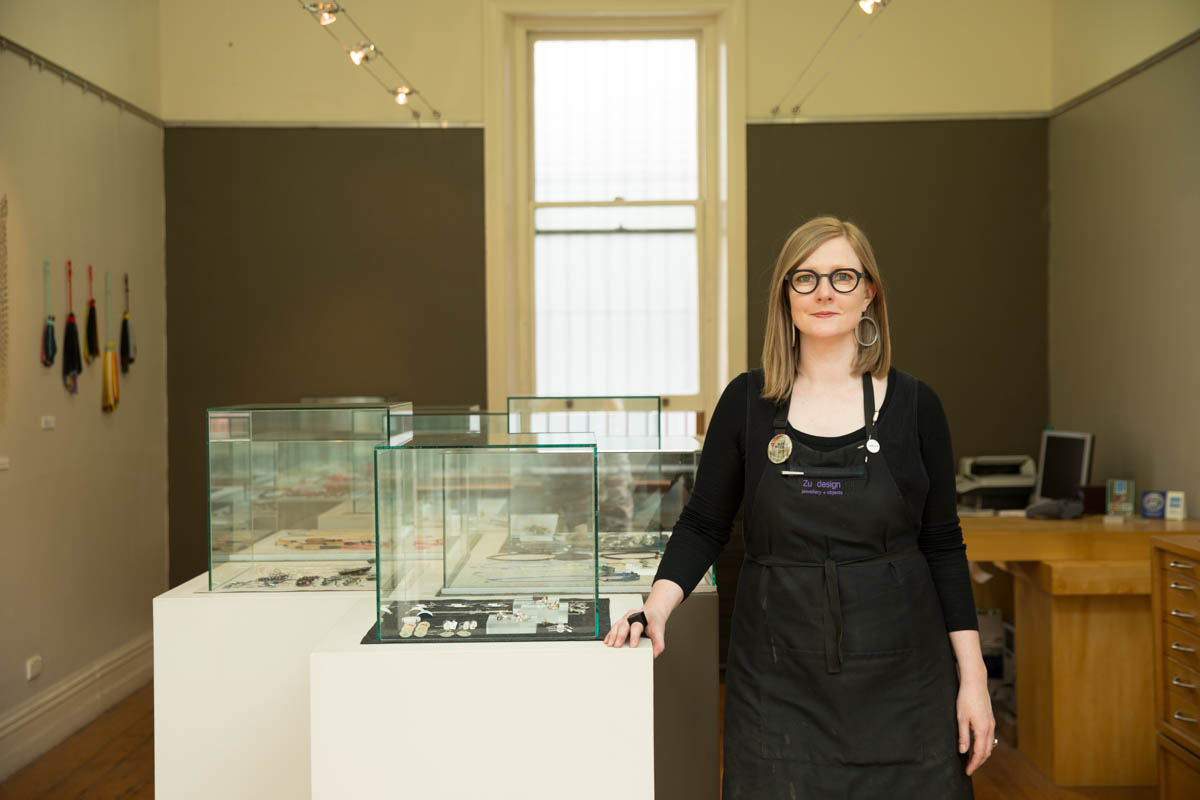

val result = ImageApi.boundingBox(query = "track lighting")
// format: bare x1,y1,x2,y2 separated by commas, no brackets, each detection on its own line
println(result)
297,1,441,121
858,0,887,14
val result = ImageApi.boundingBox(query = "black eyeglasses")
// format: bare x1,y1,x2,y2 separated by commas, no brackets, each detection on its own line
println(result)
784,267,868,295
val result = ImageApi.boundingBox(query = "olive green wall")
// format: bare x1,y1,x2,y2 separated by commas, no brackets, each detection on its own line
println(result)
746,119,1050,462
164,127,486,586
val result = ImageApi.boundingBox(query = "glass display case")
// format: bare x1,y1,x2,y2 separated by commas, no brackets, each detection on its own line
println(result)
375,432,604,642
507,395,662,447
592,436,714,591
207,402,413,591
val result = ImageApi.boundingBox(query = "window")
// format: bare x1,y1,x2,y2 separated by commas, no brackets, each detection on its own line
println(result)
531,37,701,400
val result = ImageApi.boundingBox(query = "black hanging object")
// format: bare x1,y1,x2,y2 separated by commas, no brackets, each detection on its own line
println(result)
62,261,82,392
120,273,135,373
85,264,99,364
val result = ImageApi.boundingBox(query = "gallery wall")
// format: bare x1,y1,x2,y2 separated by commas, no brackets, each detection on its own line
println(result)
1047,38,1200,512
0,36,166,775
163,127,487,586
746,118,1051,462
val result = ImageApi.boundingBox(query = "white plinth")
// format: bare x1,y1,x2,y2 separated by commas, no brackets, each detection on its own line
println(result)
310,596,654,800
153,574,369,800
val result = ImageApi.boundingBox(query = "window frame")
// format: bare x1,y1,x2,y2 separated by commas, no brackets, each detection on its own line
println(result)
484,1,747,419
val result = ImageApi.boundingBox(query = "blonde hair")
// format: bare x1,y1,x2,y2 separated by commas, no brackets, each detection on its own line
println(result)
760,216,892,403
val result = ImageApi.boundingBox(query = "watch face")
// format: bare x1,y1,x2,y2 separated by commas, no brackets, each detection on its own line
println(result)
767,433,792,464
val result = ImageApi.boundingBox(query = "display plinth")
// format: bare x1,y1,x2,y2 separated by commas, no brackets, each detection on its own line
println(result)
309,595,654,800
153,573,368,799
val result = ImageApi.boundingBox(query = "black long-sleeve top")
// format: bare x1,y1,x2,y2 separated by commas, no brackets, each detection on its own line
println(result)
655,367,979,633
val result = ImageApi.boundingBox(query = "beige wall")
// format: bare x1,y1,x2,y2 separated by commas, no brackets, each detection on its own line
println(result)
1051,0,1200,107
159,0,1053,123
0,41,167,722
1048,39,1199,512
0,0,162,115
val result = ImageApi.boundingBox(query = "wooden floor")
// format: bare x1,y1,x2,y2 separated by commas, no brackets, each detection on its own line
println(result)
0,680,1157,799
0,683,153,800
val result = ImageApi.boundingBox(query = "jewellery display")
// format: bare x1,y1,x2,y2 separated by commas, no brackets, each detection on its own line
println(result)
213,559,377,592
366,597,610,645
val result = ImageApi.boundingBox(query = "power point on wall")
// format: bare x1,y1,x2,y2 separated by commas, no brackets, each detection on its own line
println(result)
40,415,56,431
0,456,9,470
26,654,43,681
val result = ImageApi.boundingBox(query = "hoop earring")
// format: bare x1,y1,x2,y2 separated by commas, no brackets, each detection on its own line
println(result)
854,315,880,348
791,323,796,348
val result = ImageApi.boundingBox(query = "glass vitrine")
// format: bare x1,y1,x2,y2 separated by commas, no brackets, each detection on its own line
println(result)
594,436,713,591
507,395,662,448
207,402,412,591
375,432,603,642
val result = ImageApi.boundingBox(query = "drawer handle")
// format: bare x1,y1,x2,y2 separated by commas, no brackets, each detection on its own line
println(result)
1173,676,1198,689
1171,609,1197,620
1171,560,1197,570
1171,582,1197,591
1171,643,1197,654
1174,711,1199,724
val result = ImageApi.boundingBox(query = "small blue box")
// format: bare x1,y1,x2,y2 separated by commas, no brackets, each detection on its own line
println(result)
1141,490,1166,519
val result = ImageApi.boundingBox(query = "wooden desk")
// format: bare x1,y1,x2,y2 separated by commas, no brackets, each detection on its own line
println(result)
961,516,1200,787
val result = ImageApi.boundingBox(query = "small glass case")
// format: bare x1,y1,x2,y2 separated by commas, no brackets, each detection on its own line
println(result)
595,436,712,591
375,432,603,642
207,402,412,591
507,396,662,447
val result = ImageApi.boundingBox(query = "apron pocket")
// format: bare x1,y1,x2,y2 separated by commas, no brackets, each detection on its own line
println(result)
760,647,923,765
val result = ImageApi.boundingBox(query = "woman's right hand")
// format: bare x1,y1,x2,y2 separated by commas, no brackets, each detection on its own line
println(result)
604,607,667,658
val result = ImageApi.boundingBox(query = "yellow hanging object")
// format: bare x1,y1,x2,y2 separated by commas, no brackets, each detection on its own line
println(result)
102,342,119,412
101,270,119,412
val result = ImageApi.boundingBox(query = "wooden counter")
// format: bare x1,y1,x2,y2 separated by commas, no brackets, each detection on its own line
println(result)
960,516,1200,787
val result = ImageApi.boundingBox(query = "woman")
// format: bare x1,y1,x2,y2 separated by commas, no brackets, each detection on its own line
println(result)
605,216,993,797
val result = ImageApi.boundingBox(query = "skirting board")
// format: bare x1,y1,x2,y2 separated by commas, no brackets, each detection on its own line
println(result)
0,630,153,781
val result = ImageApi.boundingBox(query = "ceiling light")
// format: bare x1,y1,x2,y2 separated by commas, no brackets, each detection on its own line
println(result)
349,42,376,66
394,86,411,105
303,3,341,26
858,0,886,14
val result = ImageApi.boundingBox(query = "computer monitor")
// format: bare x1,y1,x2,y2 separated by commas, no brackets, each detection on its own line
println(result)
1033,430,1094,502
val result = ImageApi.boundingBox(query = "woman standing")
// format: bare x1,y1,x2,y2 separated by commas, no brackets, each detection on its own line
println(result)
605,216,993,797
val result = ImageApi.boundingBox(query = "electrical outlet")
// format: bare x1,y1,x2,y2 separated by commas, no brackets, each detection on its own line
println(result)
25,655,42,681
40,415,56,430
0,456,9,470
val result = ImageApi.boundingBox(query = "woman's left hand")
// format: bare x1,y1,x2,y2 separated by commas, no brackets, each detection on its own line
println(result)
957,678,996,776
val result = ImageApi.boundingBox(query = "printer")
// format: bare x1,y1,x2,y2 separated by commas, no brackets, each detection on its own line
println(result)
956,455,1036,511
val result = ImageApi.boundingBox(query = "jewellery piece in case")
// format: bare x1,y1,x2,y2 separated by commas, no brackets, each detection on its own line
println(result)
767,433,792,464
399,616,418,639
414,620,430,638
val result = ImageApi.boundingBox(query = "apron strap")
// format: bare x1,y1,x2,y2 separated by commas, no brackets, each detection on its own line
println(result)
861,372,876,443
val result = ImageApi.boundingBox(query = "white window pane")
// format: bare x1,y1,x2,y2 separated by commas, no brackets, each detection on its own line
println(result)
533,39,698,203
535,205,695,232
534,229,699,396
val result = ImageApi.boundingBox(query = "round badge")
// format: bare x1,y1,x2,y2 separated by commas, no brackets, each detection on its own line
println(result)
866,438,881,454
767,433,792,464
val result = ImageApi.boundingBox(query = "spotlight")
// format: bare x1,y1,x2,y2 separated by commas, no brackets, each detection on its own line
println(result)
858,0,887,14
303,3,341,26
349,43,377,66
394,86,411,105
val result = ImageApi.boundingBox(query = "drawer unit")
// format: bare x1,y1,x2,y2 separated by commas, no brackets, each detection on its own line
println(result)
1158,733,1200,800
1162,572,1200,634
1154,536,1200,769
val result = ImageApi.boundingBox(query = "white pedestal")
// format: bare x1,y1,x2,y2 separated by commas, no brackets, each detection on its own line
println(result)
153,574,369,800
310,596,655,800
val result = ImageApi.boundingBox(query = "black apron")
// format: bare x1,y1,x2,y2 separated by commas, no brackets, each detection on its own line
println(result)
723,373,973,799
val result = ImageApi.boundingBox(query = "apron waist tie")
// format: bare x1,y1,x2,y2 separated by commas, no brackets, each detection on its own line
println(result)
747,545,922,675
